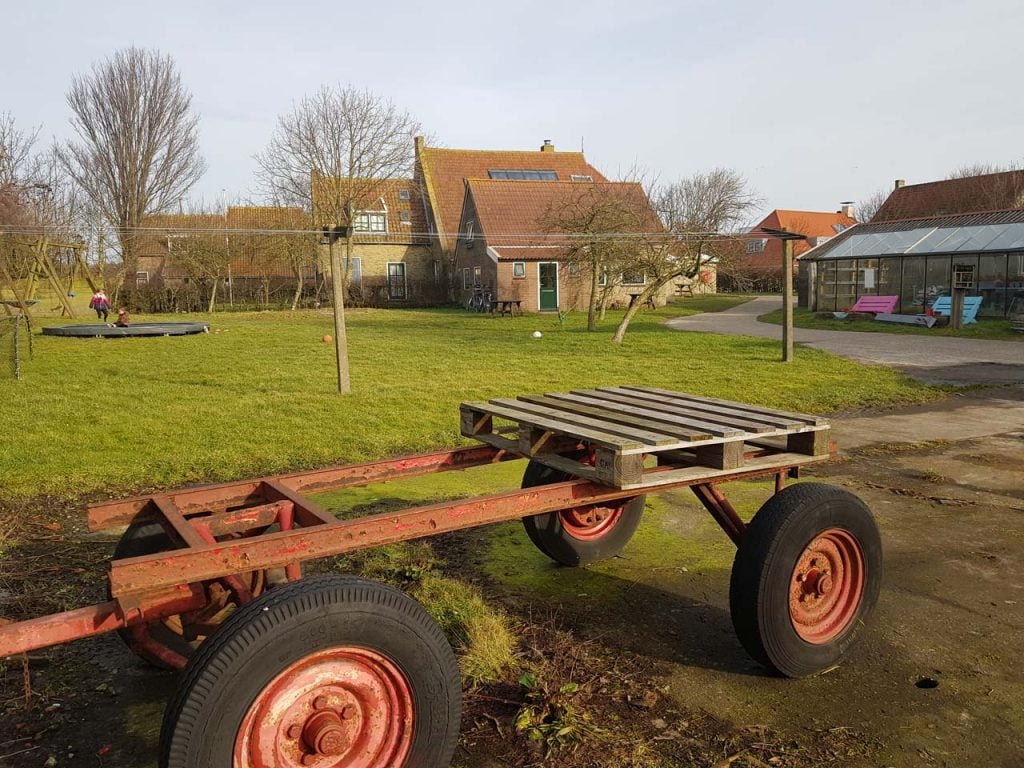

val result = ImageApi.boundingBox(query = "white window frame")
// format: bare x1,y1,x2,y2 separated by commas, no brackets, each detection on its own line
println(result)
136,271,149,286
353,211,387,233
570,174,593,182
597,269,608,287
746,238,766,254
512,261,526,279
466,220,475,247
472,265,482,285
386,262,407,300
349,256,362,286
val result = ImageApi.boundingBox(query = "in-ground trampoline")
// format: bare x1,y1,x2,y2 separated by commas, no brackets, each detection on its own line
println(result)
42,322,210,338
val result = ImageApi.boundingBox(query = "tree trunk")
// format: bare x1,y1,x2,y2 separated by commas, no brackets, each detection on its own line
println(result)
611,279,670,344
330,239,352,394
587,263,599,331
291,270,303,310
207,277,217,313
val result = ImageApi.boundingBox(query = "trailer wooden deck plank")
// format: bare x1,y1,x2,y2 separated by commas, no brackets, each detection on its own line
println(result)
538,392,722,440
461,401,646,452
600,386,809,431
568,389,751,436
489,398,681,447
516,394,714,442
623,385,830,426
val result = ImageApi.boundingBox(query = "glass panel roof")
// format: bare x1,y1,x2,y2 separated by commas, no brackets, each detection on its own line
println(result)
813,222,1024,259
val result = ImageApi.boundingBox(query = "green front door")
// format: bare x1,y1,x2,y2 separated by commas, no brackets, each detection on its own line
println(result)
538,262,558,311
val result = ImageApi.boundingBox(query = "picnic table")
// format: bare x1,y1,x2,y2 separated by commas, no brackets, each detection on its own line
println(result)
490,299,522,316
627,292,656,309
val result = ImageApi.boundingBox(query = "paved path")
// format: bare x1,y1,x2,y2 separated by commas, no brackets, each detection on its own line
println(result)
667,296,1024,385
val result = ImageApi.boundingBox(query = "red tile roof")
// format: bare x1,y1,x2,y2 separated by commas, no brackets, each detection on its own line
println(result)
311,174,429,244
464,179,659,258
742,209,857,270
873,171,1024,221
417,142,607,251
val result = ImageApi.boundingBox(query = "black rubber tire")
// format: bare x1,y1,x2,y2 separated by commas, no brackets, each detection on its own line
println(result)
159,575,461,768
729,482,882,678
521,460,646,566
109,522,197,669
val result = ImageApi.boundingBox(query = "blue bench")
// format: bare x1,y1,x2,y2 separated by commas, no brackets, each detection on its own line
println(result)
930,296,982,325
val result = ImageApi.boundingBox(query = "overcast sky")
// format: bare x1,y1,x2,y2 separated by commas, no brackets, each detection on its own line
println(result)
4,0,1023,220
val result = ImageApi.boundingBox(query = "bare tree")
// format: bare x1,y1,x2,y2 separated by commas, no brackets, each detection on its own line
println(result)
0,113,42,229
856,188,889,223
609,169,759,344
58,48,205,304
165,207,230,312
254,84,421,393
540,183,646,331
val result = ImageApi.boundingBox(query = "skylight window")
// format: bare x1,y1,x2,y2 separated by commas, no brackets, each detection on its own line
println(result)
488,169,558,181
570,174,593,182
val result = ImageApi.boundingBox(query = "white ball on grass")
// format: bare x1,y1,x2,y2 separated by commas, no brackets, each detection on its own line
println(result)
532,331,543,338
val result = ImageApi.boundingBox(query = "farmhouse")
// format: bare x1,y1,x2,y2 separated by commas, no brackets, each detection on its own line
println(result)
311,173,441,304
452,178,675,312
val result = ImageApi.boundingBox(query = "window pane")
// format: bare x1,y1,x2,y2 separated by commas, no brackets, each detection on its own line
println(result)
877,257,901,303
976,253,1007,316
901,257,926,314
512,262,526,278
925,256,952,308
350,257,362,286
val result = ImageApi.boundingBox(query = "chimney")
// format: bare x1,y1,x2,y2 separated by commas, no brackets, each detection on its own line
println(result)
894,179,906,190
839,201,855,218
540,139,554,152
414,135,424,157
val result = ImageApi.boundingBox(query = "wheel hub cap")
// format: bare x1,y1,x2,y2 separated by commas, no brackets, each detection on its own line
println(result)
234,647,414,768
789,528,865,644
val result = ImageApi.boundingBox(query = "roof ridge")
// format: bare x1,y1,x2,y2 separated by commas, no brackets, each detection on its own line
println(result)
870,205,1024,224
421,145,588,156
894,169,1024,190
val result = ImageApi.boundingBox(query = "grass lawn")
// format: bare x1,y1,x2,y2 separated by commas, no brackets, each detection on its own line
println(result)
0,302,939,499
759,306,1023,340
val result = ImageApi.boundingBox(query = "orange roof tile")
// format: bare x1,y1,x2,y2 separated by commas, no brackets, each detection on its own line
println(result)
464,179,659,257
417,142,607,251
740,209,857,271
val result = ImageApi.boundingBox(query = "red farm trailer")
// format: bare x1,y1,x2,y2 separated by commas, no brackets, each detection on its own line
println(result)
0,386,881,768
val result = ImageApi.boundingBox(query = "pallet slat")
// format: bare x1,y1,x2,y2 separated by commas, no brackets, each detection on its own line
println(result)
623,385,830,426
602,386,806,431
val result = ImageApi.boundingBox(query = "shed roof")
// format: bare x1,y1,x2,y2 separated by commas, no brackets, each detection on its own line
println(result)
800,209,1024,261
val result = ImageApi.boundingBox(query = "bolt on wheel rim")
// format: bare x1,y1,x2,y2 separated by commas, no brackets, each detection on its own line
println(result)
789,528,865,644
559,504,624,540
234,647,414,768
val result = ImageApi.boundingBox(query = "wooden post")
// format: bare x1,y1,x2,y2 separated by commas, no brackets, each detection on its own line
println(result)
782,230,794,362
328,238,351,394
950,287,964,331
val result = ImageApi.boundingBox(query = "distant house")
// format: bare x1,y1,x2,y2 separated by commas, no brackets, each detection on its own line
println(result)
873,172,1024,221
136,206,316,305
417,138,686,311
311,173,442,304
719,207,857,292
452,179,676,312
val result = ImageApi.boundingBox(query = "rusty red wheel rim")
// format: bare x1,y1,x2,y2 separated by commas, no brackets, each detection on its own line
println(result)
789,528,865,644
559,503,624,541
234,647,414,768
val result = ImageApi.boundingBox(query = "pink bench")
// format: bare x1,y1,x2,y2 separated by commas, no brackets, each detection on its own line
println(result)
849,295,898,314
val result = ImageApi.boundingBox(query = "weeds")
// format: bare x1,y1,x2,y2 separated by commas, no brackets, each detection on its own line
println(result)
514,671,602,755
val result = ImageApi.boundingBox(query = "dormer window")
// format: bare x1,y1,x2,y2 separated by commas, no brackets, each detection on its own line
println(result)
353,212,387,233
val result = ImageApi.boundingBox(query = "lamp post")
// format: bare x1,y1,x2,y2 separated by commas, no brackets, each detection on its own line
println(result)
760,227,808,363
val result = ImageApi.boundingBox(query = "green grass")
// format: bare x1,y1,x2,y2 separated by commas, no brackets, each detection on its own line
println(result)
759,307,1023,340
0,305,938,499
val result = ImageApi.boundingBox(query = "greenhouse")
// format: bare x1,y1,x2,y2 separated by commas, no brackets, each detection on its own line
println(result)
800,210,1024,317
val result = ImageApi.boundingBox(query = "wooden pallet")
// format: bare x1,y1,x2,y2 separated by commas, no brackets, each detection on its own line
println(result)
460,386,831,489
